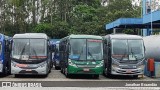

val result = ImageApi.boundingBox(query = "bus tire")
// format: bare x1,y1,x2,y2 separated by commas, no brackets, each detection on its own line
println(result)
65,68,70,78
3,66,8,76
65,73,70,78
133,75,138,78
7,60,11,75
103,68,111,78
103,69,108,77
51,62,54,68
63,68,65,74
107,73,112,78
15,74,20,78
7,68,11,75
55,66,60,70
93,75,99,79
41,74,48,78
49,67,51,73
60,68,63,73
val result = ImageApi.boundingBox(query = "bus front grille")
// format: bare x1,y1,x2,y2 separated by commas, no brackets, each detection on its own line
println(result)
19,70,38,74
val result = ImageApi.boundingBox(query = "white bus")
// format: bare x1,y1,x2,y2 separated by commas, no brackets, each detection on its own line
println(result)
103,34,145,78
11,33,52,77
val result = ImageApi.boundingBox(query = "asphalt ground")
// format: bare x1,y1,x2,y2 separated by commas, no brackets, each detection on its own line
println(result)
0,67,160,90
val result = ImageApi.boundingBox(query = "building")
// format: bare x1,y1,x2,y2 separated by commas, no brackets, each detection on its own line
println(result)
105,0,160,36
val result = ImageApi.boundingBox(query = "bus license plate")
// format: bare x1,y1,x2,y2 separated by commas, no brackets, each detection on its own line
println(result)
126,70,132,73
83,68,90,72
26,69,32,71
16,64,27,67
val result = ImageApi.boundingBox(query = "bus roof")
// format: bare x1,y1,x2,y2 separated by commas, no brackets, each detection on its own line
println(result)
67,34,102,39
105,34,143,39
13,33,48,39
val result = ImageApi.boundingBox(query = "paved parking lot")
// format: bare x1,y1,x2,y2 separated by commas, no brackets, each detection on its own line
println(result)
0,67,160,90
0,68,155,81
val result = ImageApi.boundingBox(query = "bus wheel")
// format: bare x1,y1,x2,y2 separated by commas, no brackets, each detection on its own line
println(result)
49,67,51,73
103,69,107,77
55,66,59,70
133,75,138,79
43,74,48,77
65,68,70,78
93,75,99,79
7,67,11,75
104,68,110,77
60,68,63,73
3,66,8,76
15,74,20,78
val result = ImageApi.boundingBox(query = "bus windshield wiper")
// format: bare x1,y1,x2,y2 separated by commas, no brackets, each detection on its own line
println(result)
32,48,39,60
130,48,138,61
120,49,127,61
88,51,96,62
78,48,83,60
19,43,28,60
78,44,86,61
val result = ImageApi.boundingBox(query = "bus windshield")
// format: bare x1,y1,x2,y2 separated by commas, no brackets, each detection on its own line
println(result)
112,39,144,61
87,39,103,60
69,39,103,60
12,39,47,60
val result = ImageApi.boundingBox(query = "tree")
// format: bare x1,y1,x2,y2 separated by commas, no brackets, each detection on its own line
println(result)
0,0,141,37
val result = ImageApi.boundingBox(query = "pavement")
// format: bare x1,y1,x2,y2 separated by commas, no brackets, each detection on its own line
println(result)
0,67,160,90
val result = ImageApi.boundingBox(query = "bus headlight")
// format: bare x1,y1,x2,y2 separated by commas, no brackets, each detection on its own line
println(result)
68,59,77,67
112,64,119,70
96,60,104,67
39,62,46,68
138,65,144,70
11,61,17,67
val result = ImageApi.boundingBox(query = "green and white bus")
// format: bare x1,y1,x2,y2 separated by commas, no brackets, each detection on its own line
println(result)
59,35,104,78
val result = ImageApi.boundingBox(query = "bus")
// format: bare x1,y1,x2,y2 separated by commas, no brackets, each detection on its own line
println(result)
11,33,53,76
59,34,104,78
0,33,11,75
103,34,145,78
53,41,60,70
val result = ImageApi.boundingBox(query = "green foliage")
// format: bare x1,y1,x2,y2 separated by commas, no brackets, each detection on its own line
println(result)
33,22,69,38
0,0,141,37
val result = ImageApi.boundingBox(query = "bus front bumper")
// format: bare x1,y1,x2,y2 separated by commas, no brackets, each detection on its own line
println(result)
67,65,103,75
111,67,144,75
11,61,48,75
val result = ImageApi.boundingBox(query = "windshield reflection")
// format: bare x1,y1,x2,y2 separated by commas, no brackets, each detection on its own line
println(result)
69,39,103,60
112,39,144,61
12,39,47,60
